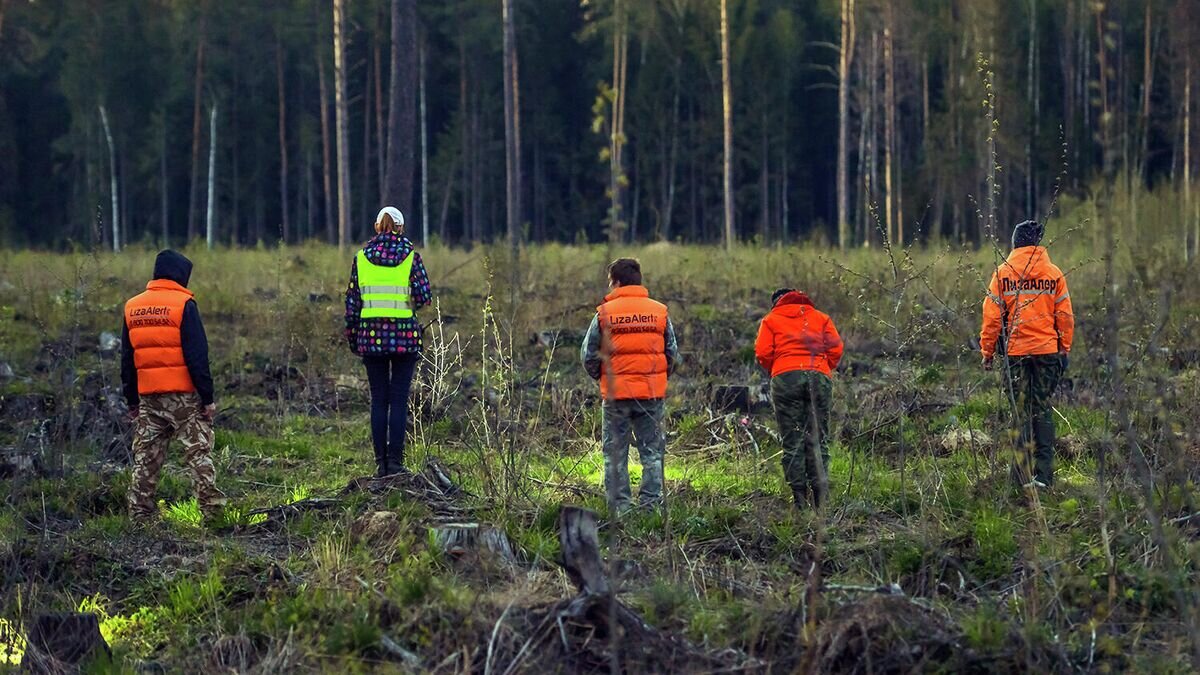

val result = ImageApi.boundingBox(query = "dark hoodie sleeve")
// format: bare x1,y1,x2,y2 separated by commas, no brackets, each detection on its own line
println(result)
180,300,214,406
409,251,432,309
121,320,139,409
344,256,362,349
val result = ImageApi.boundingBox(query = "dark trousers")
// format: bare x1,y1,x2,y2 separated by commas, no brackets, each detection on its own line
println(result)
363,353,418,474
1004,354,1064,486
771,370,833,508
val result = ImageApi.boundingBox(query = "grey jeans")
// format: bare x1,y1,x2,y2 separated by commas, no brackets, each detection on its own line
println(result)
601,398,666,512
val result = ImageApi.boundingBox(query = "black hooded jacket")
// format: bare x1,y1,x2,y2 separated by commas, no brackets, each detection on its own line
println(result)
121,250,215,408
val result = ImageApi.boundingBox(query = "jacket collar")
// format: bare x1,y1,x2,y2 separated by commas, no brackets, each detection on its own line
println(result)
773,290,814,309
146,279,194,297
604,285,650,302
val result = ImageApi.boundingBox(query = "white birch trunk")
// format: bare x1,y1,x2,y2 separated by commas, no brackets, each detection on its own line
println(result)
206,102,217,249
98,105,119,251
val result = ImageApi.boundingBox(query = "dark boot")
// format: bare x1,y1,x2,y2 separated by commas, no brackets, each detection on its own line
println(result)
384,446,405,476
373,446,388,478
792,488,810,510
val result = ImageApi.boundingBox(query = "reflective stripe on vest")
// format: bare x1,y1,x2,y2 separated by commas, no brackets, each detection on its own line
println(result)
357,250,415,318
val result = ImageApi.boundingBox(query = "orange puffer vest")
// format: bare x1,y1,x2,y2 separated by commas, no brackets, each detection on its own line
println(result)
125,279,196,395
597,285,669,401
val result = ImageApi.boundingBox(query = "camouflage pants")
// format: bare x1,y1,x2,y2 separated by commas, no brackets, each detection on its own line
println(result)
771,370,832,508
602,399,666,513
128,392,225,519
1004,354,1064,486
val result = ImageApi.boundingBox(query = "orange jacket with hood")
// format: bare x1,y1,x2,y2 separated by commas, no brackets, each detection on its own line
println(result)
754,291,844,378
979,246,1074,358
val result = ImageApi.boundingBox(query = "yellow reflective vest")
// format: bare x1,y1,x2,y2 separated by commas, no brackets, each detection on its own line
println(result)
356,250,415,319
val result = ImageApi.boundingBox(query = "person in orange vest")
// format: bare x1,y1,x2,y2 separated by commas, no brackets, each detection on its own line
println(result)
980,220,1074,489
581,258,678,514
121,250,225,522
344,207,432,477
755,288,844,509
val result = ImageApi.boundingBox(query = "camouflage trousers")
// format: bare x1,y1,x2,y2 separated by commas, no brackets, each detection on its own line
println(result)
771,370,833,508
128,392,226,519
602,399,666,513
1004,354,1065,486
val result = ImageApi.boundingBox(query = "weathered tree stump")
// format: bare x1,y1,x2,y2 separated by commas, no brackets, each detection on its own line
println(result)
431,523,519,563
25,612,111,668
0,450,39,479
557,506,610,596
712,384,751,414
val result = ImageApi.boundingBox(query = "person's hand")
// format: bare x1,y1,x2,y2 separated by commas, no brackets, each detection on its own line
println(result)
125,406,139,422
1058,351,1069,372
200,403,216,421
982,356,994,371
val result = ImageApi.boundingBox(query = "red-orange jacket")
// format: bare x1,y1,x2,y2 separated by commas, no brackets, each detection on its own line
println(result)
596,286,670,401
755,291,843,378
980,246,1074,358
124,280,197,395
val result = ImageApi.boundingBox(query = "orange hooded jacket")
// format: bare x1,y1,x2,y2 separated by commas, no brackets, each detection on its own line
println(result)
754,291,843,378
979,246,1074,358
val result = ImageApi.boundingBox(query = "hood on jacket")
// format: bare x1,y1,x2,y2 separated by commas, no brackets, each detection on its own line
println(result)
771,290,814,312
362,232,414,267
152,250,193,287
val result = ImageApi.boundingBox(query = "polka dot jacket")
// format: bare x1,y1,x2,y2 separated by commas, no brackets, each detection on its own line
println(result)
344,233,432,356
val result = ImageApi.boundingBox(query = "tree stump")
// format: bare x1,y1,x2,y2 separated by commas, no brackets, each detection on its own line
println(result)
557,506,610,596
0,450,40,479
26,613,111,667
431,523,519,563
712,384,751,414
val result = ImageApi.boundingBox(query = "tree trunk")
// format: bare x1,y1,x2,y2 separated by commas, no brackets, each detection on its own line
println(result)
503,0,522,254
1026,0,1036,216
375,28,387,202
276,36,290,244
1139,1,1154,183
420,34,430,244
883,0,895,246
160,123,169,247
608,0,628,244
1186,62,1192,260
720,0,734,250
837,0,855,250
459,31,470,242
333,0,351,250
385,0,417,212
316,7,335,244
98,105,119,252
187,16,207,242
759,112,769,241
662,58,681,241
206,102,217,249
362,41,373,239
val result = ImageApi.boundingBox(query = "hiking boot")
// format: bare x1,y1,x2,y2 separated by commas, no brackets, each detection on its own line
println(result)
1023,478,1049,491
383,446,405,476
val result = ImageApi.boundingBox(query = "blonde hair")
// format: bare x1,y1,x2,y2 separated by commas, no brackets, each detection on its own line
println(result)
374,206,405,235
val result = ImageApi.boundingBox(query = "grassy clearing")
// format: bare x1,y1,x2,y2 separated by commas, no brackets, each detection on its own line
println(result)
1,239,1199,672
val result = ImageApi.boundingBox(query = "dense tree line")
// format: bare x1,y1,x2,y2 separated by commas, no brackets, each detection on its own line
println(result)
0,0,1197,250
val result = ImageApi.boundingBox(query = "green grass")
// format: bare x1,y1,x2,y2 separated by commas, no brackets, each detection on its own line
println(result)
3,242,1200,670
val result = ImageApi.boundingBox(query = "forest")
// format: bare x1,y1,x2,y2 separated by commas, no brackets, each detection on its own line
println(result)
1,0,1197,250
